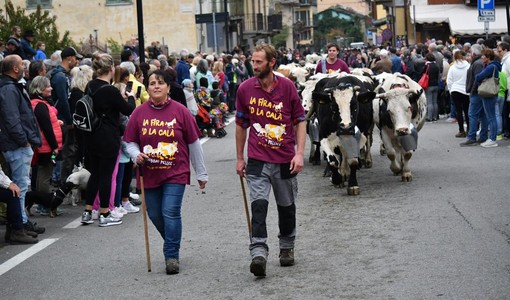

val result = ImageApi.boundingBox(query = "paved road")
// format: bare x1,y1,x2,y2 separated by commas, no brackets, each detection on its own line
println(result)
1,118,509,299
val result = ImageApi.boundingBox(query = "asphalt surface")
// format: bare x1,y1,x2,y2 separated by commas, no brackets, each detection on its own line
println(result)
0,117,509,299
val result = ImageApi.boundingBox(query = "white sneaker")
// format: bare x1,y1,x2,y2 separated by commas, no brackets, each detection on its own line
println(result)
91,210,99,220
480,139,498,148
122,201,140,213
129,192,140,200
110,208,125,219
116,206,128,216
98,213,122,227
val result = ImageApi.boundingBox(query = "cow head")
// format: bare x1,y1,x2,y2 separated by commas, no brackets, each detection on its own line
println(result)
376,88,421,136
324,83,358,135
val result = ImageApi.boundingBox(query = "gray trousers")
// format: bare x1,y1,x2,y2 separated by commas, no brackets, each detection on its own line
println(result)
246,159,298,259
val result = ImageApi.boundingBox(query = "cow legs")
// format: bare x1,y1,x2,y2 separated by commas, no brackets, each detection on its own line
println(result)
381,130,402,175
400,151,413,182
347,159,360,195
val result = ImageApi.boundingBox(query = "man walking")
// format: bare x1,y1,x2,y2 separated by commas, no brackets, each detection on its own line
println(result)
235,43,306,277
50,47,82,185
315,42,350,74
0,55,43,235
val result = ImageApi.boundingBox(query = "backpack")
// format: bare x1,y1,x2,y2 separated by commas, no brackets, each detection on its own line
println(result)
72,85,108,132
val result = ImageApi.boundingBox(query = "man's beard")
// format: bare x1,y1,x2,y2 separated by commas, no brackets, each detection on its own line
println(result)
255,63,271,79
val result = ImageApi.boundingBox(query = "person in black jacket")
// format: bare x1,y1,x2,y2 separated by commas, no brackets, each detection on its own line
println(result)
424,53,440,121
0,54,43,236
80,52,135,227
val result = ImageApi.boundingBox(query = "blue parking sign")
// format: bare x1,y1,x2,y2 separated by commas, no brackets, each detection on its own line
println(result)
478,0,494,10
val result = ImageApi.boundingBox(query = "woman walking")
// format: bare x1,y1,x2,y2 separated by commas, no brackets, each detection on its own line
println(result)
124,69,208,275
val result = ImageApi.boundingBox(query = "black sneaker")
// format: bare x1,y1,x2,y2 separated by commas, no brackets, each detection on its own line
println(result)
279,249,295,267
24,220,45,234
459,139,479,147
250,256,267,277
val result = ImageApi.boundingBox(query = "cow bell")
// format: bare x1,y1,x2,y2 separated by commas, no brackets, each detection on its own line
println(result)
398,124,418,151
338,127,361,159
308,116,320,143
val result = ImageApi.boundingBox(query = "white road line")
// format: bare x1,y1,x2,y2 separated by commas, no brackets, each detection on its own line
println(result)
0,238,58,276
63,217,84,229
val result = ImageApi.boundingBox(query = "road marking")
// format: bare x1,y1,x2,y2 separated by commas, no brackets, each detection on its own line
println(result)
63,217,84,229
0,238,58,276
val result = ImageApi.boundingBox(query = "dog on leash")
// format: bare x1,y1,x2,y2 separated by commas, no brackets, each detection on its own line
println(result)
25,183,73,217
65,165,90,206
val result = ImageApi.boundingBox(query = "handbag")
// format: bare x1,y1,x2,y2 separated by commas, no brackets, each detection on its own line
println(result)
478,66,499,97
418,65,430,90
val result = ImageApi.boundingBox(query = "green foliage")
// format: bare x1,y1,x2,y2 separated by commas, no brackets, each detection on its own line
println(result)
271,26,290,48
0,1,74,56
313,11,363,50
106,38,123,55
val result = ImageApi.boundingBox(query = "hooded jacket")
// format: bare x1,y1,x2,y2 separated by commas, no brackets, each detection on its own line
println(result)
447,60,470,95
50,65,72,125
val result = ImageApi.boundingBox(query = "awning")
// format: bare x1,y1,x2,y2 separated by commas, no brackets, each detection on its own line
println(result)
409,0,508,35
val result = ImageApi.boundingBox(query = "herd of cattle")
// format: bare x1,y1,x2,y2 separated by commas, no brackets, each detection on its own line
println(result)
276,59,426,196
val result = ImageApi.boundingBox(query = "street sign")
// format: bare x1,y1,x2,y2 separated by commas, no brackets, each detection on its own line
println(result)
195,12,229,24
479,10,495,16
381,28,392,40
477,0,495,22
478,16,495,22
478,0,494,10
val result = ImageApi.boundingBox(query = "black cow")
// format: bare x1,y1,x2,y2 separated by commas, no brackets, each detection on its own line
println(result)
313,74,376,195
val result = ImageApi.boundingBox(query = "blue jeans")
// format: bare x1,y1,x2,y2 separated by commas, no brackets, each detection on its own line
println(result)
426,86,439,120
482,96,498,141
2,146,33,224
144,183,185,260
496,96,504,135
114,163,126,207
467,94,488,142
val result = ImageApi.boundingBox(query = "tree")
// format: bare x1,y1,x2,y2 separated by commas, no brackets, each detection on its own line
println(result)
0,1,74,56
313,11,363,50
271,26,290,49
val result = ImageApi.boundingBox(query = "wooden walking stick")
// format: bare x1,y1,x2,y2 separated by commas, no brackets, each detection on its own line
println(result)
139,167,152,272
239,176,252,238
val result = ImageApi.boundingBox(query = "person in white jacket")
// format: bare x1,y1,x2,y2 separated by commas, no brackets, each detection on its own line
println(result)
447,50,470,138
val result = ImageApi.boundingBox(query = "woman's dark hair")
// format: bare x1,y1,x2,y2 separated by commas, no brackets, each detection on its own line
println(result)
425,53,435,61
149,69,172,86
164,67,177,82
200,77,209,88
139,62,150,87
29,59,45,79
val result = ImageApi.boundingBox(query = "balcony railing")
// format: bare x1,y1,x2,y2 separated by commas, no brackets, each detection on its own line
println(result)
242,13,283,33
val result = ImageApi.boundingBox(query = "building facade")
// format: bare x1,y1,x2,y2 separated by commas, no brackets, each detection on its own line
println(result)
10,0,198,53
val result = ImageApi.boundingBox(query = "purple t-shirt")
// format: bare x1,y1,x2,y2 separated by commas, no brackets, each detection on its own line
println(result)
315,58,350,74
235,75,305,163
123,100,201,188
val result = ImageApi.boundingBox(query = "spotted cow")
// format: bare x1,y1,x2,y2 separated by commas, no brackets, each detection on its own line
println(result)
313,74,376,195
373,72,427,182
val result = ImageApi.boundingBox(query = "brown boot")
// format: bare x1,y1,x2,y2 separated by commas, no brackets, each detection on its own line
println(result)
9,229,39,244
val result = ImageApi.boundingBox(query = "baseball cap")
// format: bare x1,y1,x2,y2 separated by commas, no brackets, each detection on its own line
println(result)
7,38,20,48
61,47,83,59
